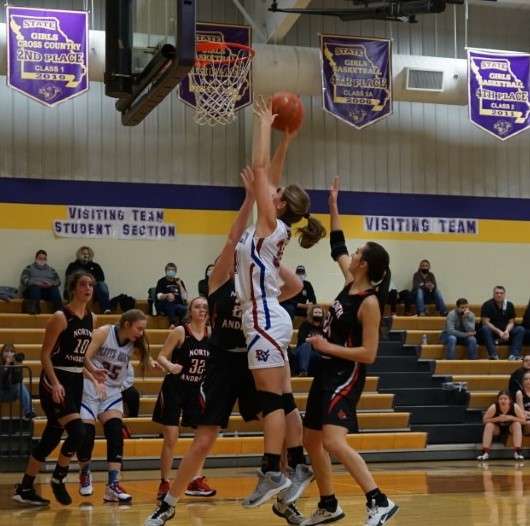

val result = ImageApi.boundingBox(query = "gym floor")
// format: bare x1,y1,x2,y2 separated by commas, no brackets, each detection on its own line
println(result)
2,461,529,525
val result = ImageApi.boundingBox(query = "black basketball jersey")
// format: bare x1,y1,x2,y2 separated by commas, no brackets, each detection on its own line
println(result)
50,306,93,369
522,392,530,412
170,324,210,385
494,400,516,428
208,279,246,352
322,285,376,373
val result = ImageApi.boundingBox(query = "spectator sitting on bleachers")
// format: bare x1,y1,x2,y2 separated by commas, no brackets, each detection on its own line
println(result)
280,265,317,320
65,246,111,313
522,298,530,344
412,259,448,316
155,263,188,328
19,249,62,314
387,280,412,316
293,304,324,376
515,371,530,435
509,355,530,399
0,343,34,419
440,298,477,360
477,390,525,461
478,286,525,361
197,264,214,298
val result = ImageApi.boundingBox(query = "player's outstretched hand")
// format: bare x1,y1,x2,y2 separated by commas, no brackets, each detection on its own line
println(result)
241,165,255,199
253,96,277,127
328,176,340,209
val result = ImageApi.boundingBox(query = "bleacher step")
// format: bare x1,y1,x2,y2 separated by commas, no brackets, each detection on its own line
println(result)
381,387,469,406
368,356,434,373
411,422,483,444
377,373,451,389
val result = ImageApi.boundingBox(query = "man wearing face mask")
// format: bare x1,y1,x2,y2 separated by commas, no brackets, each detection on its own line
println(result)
412,259,447,316
65,246,111,313
197,264,214,298
20,249,62,314
155,263,188,327
280,265,317,320
293,304,324,376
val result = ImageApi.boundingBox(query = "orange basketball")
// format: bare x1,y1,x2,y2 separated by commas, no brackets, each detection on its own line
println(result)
271,91,304,133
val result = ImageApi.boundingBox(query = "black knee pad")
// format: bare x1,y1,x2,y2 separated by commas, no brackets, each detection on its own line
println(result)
103,418,124,464
77,423,96,463
61,418,86,458
282,393,297,415
258,391,284,417
32,424,63,462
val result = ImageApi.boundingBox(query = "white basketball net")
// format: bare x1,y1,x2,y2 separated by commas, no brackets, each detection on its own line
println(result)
188,45,253,127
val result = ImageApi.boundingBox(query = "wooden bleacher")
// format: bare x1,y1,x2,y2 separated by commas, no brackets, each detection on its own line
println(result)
0,304,433,462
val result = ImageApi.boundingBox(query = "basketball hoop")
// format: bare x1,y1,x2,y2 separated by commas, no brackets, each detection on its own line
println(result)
188,40,255,126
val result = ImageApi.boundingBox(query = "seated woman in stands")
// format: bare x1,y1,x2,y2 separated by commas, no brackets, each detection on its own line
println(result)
515,371,530,436
477,390,525,461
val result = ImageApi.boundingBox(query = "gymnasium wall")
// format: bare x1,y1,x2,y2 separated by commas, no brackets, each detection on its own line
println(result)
1,1,530,304
2,177,530,305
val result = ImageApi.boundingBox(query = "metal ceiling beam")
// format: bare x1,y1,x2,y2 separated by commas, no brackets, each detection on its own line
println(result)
232,0,312,44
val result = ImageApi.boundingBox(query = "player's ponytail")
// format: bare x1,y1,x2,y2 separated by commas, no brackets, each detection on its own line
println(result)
361,241,391,315
120,309,150,373
280,184,326,249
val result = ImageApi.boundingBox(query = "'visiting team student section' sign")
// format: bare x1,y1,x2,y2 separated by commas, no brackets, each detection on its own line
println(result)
363,216,479,235
53,206,176,240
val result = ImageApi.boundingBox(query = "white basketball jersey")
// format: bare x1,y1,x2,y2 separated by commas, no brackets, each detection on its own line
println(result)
235,219,291,306
92,325,135,388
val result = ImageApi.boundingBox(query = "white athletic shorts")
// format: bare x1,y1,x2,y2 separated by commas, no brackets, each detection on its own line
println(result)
242,300,293,370
80,379,124,420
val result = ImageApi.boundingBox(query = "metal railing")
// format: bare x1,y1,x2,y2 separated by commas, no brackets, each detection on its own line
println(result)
0,364,33,458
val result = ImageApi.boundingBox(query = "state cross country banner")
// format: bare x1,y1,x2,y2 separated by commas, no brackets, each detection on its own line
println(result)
468,49,530,141
6,6,89,107
320,35,392,129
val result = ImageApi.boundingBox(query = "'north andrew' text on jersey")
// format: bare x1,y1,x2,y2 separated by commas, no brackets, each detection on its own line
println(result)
51,306,93,371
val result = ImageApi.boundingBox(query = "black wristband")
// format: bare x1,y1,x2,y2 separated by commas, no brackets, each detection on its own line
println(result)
330,230,348,261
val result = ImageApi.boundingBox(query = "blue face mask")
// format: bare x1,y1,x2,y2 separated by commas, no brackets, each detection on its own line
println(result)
166,270,176,279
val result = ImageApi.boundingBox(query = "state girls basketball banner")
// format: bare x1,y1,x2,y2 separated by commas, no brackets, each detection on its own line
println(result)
468,49,530,141
53,206,176,240
178,22,252,112
320,35,392,129
6,6,89,107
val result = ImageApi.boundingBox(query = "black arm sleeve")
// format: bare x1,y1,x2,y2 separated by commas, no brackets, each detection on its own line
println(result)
330,230,348,261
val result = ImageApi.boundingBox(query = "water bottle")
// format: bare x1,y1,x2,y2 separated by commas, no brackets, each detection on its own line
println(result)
421,334,428,345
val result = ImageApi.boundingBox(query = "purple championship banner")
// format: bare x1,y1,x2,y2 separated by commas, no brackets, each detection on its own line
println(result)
468,49,530,141
320,35,392,130
178,22,252,112
6,6,89,107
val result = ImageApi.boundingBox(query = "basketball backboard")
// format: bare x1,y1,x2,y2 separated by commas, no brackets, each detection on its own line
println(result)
105,0,195,126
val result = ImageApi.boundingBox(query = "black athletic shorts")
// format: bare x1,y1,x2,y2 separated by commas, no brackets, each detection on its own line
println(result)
198,350,259,428
152,377,202,427
303,363,365,433
39,369,83,425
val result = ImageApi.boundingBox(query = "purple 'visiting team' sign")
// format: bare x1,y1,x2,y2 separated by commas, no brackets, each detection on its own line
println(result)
6,6,89,107
178,22,252,112
320,35,392,130
468,49,530,141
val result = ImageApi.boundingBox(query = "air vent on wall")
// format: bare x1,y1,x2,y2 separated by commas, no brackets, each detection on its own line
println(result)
405,68,444,92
